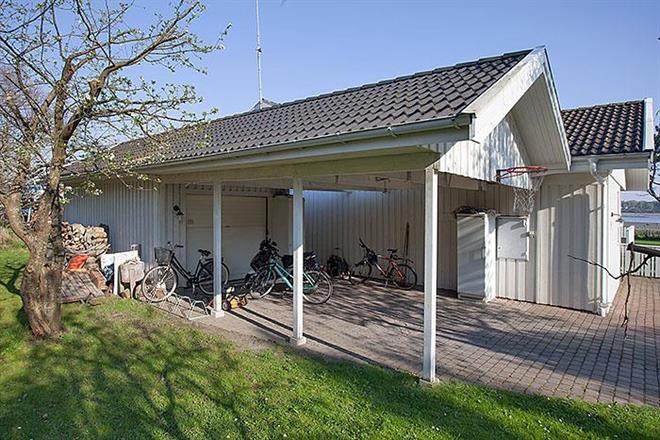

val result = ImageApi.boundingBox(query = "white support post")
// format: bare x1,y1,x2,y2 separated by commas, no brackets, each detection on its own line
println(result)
422,167,438,383
291,178,306,346
211,182,224,318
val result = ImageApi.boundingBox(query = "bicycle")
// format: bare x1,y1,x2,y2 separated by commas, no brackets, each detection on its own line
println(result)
141,243,230,302
249,238,333,304
350,238,417,290
325,247,351,280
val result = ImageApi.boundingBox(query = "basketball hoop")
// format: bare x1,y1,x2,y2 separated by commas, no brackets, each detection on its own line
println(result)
495,166,547,216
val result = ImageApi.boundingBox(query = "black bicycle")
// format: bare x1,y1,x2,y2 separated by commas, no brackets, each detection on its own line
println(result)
141,243,230,302
350,238,417,290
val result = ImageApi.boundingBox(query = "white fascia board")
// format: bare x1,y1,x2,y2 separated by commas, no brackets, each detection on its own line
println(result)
461,47,571,169
568,152,651,173
643,97,655,151
140,123,471,175
461,50,543,140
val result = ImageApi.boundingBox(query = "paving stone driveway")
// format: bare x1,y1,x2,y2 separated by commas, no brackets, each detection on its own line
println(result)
212,277,659,406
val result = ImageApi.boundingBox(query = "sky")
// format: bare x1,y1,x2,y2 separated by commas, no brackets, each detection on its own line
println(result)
156,0,659,117
131,0,659,197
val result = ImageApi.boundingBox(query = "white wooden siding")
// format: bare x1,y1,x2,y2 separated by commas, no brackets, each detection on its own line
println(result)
64,182,277,268
304,184,525,292
64,181,161,265
534,175,603,312
305,172,611,313
66,174,614,313
434,114,531,188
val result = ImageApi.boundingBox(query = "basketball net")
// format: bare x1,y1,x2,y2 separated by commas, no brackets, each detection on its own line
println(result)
496,166,547,216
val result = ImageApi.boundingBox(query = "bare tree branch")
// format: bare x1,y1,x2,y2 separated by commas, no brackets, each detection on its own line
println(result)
0,0,227,336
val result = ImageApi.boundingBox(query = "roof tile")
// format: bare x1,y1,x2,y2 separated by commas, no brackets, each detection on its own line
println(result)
561,101,646,157
102,50,531,168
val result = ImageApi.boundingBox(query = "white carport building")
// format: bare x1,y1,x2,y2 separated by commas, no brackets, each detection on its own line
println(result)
65,47,654,382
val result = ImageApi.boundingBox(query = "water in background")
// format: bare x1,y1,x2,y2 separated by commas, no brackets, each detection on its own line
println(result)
623,213,660,225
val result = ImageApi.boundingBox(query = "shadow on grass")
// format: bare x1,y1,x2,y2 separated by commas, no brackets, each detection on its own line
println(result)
0,262,24,296
0,256,29,337
0,294,657,440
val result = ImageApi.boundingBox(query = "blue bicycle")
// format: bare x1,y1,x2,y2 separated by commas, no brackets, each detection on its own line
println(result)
249,239,333,304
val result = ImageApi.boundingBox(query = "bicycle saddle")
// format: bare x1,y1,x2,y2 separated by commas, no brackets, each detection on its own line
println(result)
198,249,211,257
387,248,398,253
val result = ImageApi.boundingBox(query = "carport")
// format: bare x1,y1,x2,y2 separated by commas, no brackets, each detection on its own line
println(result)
155,153,446,382
65,48,575,383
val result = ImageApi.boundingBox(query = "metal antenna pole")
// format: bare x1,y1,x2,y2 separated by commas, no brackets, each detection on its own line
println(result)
255,0,264,110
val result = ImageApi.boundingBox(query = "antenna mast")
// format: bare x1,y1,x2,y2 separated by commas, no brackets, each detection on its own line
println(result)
255,0,264,110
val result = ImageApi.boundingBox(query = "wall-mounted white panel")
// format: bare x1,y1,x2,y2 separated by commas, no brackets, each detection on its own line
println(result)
497,216,529,260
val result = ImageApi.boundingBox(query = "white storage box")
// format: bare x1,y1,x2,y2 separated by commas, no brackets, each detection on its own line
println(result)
457,212,496,302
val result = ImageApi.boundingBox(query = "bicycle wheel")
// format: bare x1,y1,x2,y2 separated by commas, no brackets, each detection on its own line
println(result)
197,272,214,295
350,261,372,285
302,270,333,304
222,262,230,282
198,261,230,295
249,266,276,299
141,265,178,302
389,263,417,290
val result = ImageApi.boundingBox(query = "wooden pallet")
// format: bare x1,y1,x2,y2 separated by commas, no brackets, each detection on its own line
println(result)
61,270,105,303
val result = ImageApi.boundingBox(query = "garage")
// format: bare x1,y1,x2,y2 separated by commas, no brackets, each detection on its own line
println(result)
185,194,268,279
62,47,654,387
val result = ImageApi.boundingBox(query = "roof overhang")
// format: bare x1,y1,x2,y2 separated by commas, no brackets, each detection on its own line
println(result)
461,46,571,170
131,115,474,177
561,97,655,191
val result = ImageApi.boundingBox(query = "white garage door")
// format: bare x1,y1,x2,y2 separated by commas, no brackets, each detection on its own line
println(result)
185,194,267,280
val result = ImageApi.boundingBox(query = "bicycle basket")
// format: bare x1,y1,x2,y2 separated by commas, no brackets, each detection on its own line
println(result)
367,251,378,264
154,247,174,265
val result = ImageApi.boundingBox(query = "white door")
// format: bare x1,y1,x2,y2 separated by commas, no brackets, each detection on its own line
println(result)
457,215,486,297
185,194,267,280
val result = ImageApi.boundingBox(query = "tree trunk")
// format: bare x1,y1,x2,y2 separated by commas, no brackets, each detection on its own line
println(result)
20,257,64,337
19,195,65,337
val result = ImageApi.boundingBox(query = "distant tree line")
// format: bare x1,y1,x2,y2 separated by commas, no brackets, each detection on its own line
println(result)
622,200,660,214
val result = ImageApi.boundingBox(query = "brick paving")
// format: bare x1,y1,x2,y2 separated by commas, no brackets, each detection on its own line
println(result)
198,277,659,406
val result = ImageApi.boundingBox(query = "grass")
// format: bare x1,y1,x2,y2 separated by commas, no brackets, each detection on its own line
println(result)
0,226,21,250
635,237,660,246
0,247,659,439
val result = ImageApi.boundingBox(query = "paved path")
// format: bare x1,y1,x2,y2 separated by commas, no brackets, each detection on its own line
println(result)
190,277,659,406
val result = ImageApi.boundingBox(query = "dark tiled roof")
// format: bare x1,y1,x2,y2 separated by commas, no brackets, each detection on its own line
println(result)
105,50,532,168
561,100,647,157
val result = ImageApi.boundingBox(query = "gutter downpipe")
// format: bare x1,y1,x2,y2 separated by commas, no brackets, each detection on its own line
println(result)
588,158,609,316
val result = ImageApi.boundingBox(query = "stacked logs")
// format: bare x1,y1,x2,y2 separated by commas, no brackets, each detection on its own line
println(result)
62,222,109,257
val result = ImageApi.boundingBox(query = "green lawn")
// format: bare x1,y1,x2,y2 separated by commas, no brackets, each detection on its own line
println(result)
0,247,658,439
635,237,660,246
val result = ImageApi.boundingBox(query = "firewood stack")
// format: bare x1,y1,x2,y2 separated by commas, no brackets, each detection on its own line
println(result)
62,222,109,257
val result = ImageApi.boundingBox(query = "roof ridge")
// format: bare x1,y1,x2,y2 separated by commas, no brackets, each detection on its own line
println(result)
562,99,645,113
203,48,533,125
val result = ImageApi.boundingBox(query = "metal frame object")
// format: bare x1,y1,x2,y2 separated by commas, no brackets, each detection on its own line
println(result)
495,165,548,216
495,165,547,182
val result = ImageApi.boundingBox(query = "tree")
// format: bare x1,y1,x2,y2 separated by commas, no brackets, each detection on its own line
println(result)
649,122,660,202
0,0,226,337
